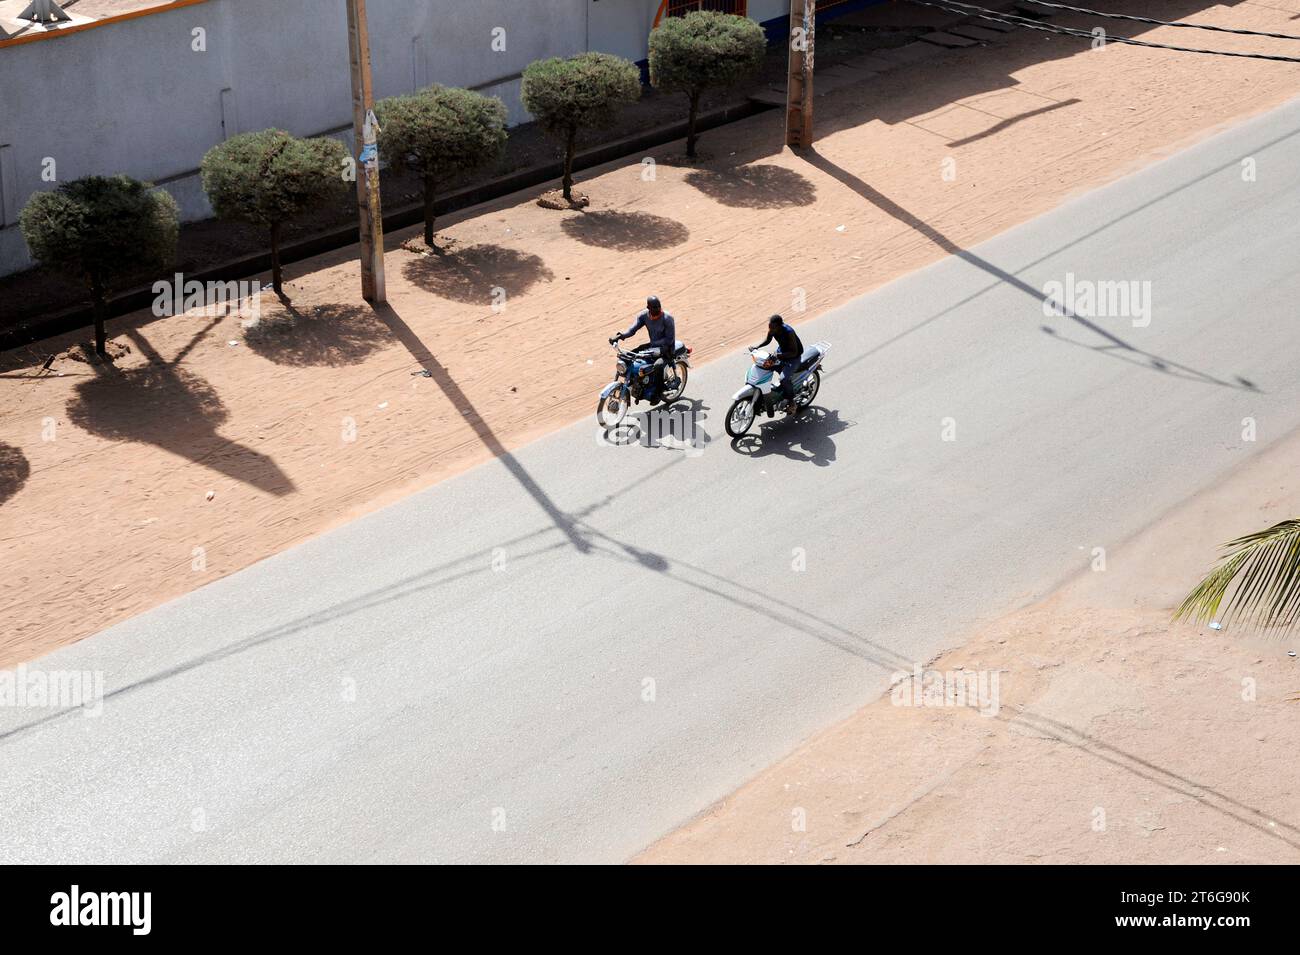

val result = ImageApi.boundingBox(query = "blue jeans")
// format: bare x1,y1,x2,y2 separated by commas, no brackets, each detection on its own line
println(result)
778,359,800,403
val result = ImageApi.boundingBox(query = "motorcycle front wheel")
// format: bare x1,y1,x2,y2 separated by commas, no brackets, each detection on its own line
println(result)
725,397,756,437
597,387,629,429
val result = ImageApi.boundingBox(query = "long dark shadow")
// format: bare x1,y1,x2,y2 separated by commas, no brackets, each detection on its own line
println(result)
798,146,1258,392
944,98,1081,148
373,303,591,554
62,328,295,496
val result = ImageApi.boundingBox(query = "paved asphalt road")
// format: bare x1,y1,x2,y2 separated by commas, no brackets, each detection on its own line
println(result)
3,98,1300,864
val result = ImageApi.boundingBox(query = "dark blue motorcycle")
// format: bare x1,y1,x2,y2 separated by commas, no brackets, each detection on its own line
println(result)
596,340,692,429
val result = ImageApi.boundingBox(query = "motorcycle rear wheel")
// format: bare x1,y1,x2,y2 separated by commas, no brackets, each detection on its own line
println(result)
597,388,629,429
796,369,821,407
659,362,688,404
725,397,756,437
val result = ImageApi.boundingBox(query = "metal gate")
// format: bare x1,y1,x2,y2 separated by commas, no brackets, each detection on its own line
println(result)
652,0,749,29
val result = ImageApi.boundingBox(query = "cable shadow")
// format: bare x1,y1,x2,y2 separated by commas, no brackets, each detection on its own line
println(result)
0,534,573,746
170,313,223,365
1002,707,1300,850
561,210,690,252
374,302,590,553
14,374,1297,851
945,97,1081,148
10,495,1295,852
809,0,1260,139
799,146,1257,392
578,528,917,673
0,455,696,743
0,418,915,749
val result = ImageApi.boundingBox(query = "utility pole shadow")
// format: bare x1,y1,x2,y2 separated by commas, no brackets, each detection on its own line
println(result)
373,302,591,553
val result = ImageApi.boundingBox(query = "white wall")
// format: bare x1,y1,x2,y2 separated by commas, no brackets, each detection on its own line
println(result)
0,0,591,276
0,0,851,278
588,0,660,63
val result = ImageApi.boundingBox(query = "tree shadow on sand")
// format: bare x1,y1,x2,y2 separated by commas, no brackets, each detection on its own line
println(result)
243,303,388,368
561,210,690,252
0,442,31,506
684,163,817,209
66,331,294,496
401,244,555,305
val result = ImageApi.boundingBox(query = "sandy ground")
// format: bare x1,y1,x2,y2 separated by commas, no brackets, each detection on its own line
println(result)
2,2,1299,668
637,423,1300,865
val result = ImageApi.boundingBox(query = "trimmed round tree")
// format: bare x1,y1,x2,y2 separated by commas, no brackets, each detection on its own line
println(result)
201,129,349,295
20,174,178,356
649,10,767,159
376,85,507,249
521,52,641,202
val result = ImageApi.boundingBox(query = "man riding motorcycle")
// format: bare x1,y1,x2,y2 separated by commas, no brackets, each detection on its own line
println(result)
610,295,677,399
750,314,804,414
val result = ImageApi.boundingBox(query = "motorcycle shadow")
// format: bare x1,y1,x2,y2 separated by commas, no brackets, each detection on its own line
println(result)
598,398,712,455
729,406,851,467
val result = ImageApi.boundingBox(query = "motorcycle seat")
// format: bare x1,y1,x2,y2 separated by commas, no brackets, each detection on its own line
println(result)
798,346,821,370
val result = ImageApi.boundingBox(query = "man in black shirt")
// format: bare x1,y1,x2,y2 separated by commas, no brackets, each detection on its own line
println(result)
750,314,803,414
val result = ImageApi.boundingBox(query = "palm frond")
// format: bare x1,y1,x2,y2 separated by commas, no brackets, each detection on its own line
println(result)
1175,519,1300,635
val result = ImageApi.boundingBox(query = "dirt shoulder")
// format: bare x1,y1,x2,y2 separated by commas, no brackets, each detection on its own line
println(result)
3,2,1299,667
637,422,1300,865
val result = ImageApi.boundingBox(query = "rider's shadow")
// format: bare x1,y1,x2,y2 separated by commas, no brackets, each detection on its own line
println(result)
599,398,712,455
729,407,851,467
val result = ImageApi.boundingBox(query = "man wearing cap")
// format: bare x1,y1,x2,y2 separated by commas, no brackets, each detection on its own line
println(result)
610,295,677,399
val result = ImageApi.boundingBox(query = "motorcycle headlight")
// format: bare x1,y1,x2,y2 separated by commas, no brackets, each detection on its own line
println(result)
616,360,626,374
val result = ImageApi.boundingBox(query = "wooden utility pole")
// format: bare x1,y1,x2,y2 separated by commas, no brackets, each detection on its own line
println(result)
785,0,816,147
345,0,386,303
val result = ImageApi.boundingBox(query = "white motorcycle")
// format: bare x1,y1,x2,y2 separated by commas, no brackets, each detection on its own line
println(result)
725,341,830,438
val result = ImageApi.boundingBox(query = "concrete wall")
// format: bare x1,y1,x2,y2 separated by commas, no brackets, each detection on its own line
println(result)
0,0,880,278
588,0,660,63
0,0,594,276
